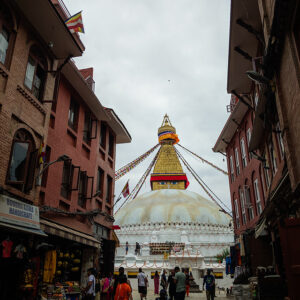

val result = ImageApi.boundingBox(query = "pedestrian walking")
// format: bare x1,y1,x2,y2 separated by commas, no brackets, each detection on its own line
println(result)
101,273,110,300
167,270,176,300
114,275,132,300
113,267,126,298
184,270,190,297
174,267,186,300
160,269,167,290
154,271,160,295
83,268,96,300
126,242,129,255
202,269,215,300
95,272,102,300
137,268,148,300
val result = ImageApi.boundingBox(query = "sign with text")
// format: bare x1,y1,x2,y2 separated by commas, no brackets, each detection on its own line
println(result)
0,195,40,229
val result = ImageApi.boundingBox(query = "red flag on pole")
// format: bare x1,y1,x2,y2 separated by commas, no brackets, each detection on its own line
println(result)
121,180,130,198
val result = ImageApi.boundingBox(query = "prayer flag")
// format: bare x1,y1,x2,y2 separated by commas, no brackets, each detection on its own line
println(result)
121,180,130,198
112,225,121,230
38,142,46,164
65,11,84,33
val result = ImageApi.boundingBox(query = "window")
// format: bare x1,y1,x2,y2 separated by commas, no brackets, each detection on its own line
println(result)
96,167,104,197
234,199,240,228
268,139,277,175
68,98,79,131
254,179,262,215
0,6,15,67
60,160,72,199
229,156,235,182
100,122,106,149
254,91,259,107
275,122,284,160
240,138,247,168
235,148,240,175
244,186,254,220
24,47,47,101
239,188,247,225
108,132,115,157
7,129,37,192
83,111,92,143
78,171,87,208
41,146,51,187
106,175,113,203
0,27,9,64
246,128,251,146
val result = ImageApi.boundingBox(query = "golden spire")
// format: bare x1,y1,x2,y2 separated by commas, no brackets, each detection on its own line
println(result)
151,115,189,191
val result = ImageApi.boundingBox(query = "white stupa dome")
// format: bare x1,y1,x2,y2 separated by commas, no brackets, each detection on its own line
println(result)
115,189,231,227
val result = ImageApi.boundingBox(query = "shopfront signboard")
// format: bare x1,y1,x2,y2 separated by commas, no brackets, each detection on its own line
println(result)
0,195,40,229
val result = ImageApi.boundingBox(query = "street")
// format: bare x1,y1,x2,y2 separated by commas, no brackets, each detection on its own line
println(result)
131,289,229,300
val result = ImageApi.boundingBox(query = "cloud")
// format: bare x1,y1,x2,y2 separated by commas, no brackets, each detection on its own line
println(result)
64,0,231,212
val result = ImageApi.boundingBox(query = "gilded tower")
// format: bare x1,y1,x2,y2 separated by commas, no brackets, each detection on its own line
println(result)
150,115,189,190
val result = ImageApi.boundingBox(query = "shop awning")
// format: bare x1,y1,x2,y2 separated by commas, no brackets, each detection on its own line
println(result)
112,230,120,248
255,218,268,239
0,221,47,236
40,219,101,248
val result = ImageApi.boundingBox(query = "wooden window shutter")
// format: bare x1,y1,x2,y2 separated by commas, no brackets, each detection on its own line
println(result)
25,149,39,192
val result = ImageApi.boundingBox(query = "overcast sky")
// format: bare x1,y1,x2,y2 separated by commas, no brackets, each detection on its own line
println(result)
64,0,232,212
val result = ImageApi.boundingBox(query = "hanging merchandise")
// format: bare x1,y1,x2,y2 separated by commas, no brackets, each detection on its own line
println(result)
43,250,57,283
2,236,13,258
14,243,27,259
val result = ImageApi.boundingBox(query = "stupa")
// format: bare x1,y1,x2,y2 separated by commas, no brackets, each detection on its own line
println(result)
114,115,234,290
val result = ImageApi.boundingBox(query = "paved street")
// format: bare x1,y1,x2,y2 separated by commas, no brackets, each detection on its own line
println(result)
131,289,229,300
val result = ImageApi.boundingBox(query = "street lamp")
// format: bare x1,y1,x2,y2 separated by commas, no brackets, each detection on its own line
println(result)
36,154,70,186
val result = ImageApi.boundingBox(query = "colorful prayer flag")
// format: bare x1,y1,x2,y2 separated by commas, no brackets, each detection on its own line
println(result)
38,142,46,164
65,11,84,33
121,180,130,198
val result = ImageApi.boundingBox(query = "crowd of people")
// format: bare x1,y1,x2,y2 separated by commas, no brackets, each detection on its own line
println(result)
82,267,215,300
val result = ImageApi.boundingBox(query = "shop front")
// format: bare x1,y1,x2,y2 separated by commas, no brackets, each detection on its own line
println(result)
0,194,47,299
39,218,101,300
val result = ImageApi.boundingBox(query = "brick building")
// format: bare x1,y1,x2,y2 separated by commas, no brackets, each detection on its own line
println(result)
40,61,131,276
0,0,131,298
214,0,300,298
0,0,84,298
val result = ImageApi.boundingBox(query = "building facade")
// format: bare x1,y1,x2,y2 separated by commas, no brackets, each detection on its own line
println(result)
214,0,300,299
0,0,131,298
0,0,84,298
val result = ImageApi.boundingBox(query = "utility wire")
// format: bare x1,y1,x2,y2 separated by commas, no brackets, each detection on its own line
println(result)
175,147,232,217
178,144,228,175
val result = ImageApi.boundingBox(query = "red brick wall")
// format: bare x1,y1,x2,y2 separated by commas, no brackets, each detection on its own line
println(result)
0,3,55,205
41,75,115,234
226,110,265,235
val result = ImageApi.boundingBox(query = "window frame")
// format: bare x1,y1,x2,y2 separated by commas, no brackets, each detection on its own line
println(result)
6,130,37,192
239,188,247,225
106,175,113,204
244,186,254,220
235,147,240,176
97,167,104,198
240,138,247,168
108,131,115,158
234,198,240,228
24,49,47,101
254,179,262,215
100,122,107,149
275,122,285,160
268,138,278,175
229,155,235,183
0,7,15,68
68,98,79,131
